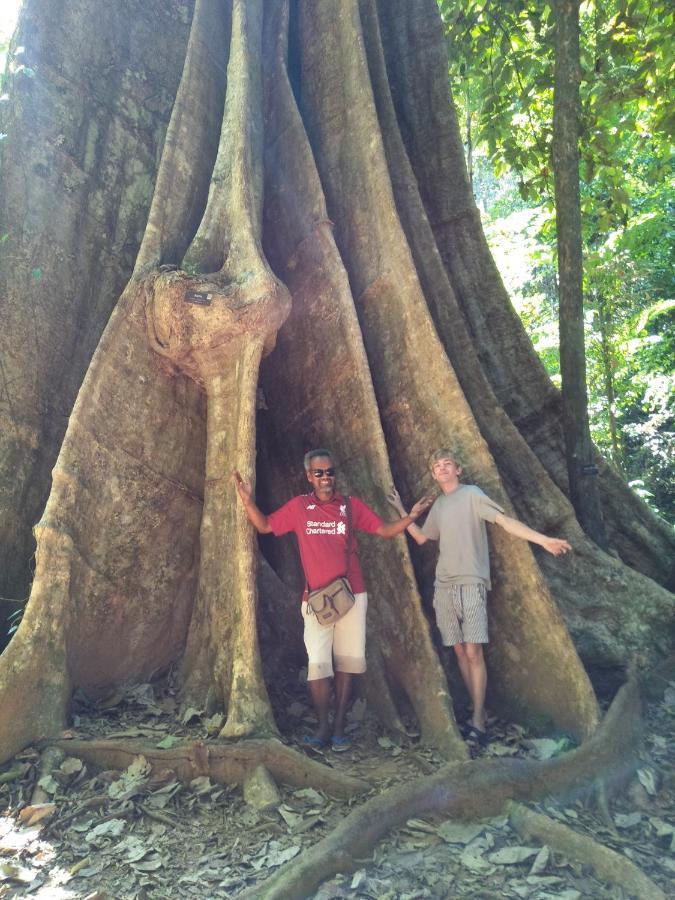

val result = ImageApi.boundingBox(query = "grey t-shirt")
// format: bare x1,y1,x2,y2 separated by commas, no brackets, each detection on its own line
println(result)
421,484,504,589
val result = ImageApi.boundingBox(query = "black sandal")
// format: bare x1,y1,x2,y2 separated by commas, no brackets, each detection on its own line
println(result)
464,724,488,747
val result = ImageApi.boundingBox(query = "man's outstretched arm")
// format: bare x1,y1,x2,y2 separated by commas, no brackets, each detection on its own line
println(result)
385,489,432,544
376,493,433,539
494,513,571,556
233,471,273,534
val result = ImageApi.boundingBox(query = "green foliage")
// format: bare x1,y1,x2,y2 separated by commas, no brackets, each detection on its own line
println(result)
481,163,673,521
439,0,674,523
584,186,674,518
443,0,674,230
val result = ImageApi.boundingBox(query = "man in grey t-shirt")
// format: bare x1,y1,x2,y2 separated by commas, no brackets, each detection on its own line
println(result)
388,449,571,747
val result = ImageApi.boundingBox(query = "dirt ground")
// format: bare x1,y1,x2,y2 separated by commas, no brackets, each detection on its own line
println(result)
1,668,673,899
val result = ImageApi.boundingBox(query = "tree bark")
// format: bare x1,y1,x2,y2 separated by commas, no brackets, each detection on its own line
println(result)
137,0,292,738
53,738,369,799
552,0,608,548
0,0,194,619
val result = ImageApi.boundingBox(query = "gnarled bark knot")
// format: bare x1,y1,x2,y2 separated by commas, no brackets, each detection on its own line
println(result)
144,269,291,385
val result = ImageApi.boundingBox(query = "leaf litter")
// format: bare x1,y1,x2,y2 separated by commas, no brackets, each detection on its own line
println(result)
0,674,673,898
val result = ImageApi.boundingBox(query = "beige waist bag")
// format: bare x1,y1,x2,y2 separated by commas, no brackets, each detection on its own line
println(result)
308,577,355,627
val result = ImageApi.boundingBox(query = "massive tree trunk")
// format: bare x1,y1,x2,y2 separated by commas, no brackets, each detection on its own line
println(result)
0,0,672,773
0,0,195,620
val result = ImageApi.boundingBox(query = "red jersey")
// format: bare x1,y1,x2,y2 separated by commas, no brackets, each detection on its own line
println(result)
267,493,383,594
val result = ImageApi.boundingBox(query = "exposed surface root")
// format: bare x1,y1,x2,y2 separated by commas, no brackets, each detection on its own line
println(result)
31,747,65,806
238,677,641,898
3,675,670,898
50,737,368,799
508,801,666,900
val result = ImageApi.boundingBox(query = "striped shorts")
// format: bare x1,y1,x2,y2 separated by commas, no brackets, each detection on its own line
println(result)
433,583,488,646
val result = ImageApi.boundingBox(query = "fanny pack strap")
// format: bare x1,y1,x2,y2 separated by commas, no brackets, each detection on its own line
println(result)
345,495,353,563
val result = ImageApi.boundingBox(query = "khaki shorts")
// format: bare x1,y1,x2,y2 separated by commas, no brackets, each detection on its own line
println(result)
302,592,367,680
433,583,488,646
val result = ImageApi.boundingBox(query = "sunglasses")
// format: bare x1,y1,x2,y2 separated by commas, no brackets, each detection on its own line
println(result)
311,468,336,477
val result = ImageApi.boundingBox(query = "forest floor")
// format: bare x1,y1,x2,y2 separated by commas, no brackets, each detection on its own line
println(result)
0,668,673,900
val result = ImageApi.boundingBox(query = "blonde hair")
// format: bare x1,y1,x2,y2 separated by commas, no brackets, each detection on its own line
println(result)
428,448,462,471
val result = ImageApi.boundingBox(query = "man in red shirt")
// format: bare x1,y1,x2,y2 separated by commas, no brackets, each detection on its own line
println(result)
235,449,431,751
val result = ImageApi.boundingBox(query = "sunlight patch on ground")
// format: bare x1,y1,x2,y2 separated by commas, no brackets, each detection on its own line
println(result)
0,814,77,897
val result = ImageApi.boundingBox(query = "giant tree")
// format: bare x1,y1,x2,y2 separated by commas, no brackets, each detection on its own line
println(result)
0,0,673,884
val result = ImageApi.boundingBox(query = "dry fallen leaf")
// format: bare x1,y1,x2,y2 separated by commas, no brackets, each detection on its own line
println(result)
650,817,675,838
350,868,367,889
488,742,519,757
204,713,225,735
529,844,550,875
72,860,108,879
18,803,56,827
277,805,303,831
488,846,540,865
60,757,84,776
405,818,437,834
292,787,324,805
437,821,485,845
637,767,658,796
37,774,59,795
189,776,213,796
181,707,203,725
460,847,495,874
132,853,164,872
0,764,30,784
69,857,92,876
85,818,127,845
614,811,642,829
527,874,563,887
0,862,36,884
